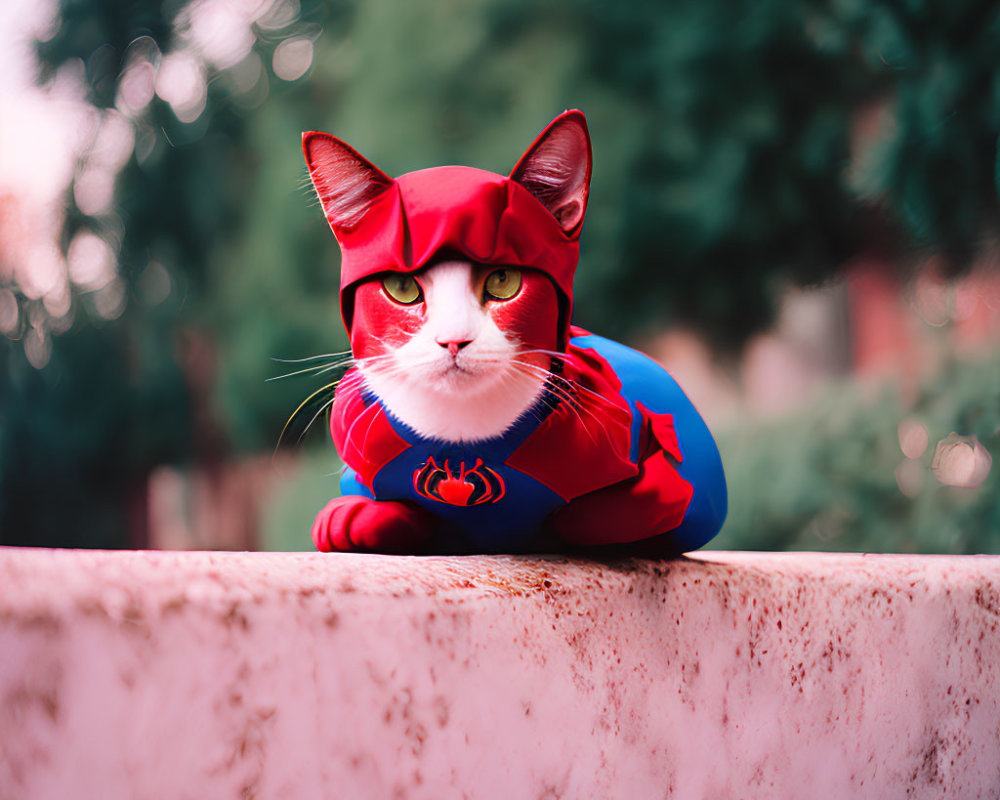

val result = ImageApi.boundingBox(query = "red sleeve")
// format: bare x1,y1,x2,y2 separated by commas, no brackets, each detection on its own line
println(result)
548,425,694,546
330,368,409,491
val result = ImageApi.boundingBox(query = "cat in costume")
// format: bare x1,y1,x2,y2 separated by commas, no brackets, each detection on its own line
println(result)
302,110,727,554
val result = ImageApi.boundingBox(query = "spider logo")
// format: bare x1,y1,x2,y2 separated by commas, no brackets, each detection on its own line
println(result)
413,456,506,506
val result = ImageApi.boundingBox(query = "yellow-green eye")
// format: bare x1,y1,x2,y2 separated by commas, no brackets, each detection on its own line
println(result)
382,274,422,305
484,269,522,301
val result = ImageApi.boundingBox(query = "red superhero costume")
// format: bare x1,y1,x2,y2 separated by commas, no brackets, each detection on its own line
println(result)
304,110,727,554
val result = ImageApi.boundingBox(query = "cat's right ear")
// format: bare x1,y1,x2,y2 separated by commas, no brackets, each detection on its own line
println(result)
302,132,394,231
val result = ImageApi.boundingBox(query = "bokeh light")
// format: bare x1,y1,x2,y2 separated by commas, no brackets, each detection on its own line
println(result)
156,51,208,124
898,418,928,460
932,434,993,490
67,231,115,291
273,36,313,82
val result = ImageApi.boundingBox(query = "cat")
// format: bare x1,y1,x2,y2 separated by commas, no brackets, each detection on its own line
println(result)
302,110,727,554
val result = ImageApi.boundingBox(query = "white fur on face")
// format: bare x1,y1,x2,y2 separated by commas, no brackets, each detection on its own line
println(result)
358,261,547,442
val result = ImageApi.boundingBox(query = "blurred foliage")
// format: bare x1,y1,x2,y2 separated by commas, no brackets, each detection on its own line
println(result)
713,344,1000,553
836,0,1000,261
258,446,340,551
2,0,999,547
0,320,189,547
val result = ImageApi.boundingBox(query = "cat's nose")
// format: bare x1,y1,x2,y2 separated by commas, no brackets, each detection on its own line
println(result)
437,339,472,357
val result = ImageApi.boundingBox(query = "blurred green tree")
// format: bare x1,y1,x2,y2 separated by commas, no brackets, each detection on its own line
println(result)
3,0,192,546
2,0,998,548
3,0,346,545
838,0,1000,264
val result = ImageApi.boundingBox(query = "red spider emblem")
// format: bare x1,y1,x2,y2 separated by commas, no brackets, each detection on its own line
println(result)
413,456,506,506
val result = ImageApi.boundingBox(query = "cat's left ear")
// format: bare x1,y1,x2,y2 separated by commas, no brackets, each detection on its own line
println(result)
510,110,592,236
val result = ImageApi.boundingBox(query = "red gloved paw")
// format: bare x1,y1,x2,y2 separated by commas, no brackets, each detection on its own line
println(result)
311,495,433,553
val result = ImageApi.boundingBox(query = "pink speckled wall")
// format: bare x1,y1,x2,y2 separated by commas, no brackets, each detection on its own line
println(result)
1,548,999,798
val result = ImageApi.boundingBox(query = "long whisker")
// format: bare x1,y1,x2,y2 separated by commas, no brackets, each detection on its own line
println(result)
267,357,356,382
272,366,370,461
511,361,585,413
295,394,338,446
517,347,585,368
510,360,615,447
271,351,352,363
357,403,385,455
528,388,561,423
518,350,626,412
341,399,377,456
542,373,617,431
353,354,398,371
274,379,341,457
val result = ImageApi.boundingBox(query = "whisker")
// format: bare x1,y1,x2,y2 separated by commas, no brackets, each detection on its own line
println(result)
510,360,616,447
334,370,366,393
519,355,625,413
342,398,379,455
267,357,355,382
273,379,341,458
357,404,385,454
296,394,338,446
271,351,352,363
530,390,561,420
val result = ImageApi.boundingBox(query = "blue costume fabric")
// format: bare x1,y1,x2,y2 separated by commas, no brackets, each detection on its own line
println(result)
335,331,727,554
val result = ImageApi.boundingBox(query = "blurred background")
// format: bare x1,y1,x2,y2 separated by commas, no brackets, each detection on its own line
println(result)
0,0,997,553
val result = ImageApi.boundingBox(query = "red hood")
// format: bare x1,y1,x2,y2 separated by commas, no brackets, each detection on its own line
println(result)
332,167,579,337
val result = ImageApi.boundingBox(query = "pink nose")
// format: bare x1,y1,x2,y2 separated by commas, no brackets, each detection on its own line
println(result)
438,340,472,357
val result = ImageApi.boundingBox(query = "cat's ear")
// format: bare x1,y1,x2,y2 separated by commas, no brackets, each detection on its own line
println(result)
302,132,394,231
510,110,592,235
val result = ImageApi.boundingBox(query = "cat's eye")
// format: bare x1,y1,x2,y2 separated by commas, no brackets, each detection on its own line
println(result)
484,269,522,301
382,274,422,305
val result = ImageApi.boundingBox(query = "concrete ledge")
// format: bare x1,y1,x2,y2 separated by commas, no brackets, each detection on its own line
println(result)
2,548,999,799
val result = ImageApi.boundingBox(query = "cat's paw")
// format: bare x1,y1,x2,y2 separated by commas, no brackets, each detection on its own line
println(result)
311,495,434,553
